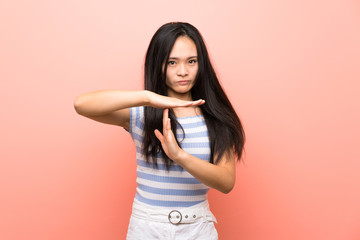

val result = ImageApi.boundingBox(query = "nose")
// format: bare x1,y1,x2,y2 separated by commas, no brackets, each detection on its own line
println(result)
177,63,188,77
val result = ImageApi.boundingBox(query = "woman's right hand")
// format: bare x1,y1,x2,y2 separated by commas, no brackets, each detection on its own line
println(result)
145,91,205,109
74,90,205,130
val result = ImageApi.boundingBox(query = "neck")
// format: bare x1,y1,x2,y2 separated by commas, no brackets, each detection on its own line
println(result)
167,90,192,101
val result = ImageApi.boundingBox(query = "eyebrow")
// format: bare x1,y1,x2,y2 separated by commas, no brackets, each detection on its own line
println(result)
168,56,198,60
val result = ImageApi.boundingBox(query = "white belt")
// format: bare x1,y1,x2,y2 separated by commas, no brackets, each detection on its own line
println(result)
131,199,217,225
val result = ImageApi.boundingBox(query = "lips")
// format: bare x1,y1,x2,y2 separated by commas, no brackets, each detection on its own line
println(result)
177,80,191,85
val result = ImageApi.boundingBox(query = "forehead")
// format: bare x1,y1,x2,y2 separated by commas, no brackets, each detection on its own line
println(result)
169,36,197,58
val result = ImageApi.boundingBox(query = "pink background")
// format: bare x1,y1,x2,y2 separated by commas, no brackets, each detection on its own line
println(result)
1,0,360,239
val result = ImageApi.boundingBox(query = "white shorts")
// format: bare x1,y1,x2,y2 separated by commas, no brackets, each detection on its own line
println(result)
126,199,218,240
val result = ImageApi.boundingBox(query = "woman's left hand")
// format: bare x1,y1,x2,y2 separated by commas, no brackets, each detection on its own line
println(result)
154,109,236,194
154,109,184,162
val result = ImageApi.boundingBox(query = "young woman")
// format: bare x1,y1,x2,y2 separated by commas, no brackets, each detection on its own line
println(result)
74,22,245,240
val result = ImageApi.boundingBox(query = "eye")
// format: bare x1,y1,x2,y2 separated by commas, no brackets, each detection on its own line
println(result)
168,61,176,66
189,59,197,64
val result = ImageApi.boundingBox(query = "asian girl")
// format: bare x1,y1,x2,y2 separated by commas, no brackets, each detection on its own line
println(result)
74,22,245,240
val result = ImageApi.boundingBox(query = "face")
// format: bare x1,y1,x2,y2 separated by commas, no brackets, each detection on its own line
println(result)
164,36,198,100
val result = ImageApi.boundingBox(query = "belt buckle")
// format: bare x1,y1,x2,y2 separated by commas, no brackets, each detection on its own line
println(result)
168,210,182,225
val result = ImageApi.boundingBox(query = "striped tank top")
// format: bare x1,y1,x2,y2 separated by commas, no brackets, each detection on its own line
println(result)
129,106,211,208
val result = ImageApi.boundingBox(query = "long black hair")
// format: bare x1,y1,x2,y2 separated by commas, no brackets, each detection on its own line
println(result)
143,22,245,170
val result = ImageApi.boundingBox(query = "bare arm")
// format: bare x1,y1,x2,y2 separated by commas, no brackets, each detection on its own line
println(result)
177,151,236,194
154,109,236,194
74,90,205,130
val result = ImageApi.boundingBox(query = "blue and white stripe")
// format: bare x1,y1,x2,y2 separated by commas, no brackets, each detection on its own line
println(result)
129,106,211,208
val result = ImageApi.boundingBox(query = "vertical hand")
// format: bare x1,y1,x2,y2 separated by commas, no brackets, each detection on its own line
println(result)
154,109,184,162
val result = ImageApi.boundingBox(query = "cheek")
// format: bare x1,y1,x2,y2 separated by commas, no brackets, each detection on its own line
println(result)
166,68,175,80
193,65,199,76
165,72,172,87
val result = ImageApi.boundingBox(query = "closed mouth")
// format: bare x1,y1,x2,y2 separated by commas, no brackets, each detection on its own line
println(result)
177,80,191,85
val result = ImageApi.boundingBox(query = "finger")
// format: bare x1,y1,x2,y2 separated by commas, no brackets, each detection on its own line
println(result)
178,102,194,107
162,108,169,135
163,108,169,119
154,129,164,143
192,99,205,106
163,108,168,129
173,99,204,108
166,118,171,131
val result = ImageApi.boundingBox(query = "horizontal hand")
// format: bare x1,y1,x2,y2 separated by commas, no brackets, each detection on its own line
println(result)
146,91,205,109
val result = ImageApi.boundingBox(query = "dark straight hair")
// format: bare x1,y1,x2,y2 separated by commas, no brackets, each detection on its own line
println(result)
143,22,245,170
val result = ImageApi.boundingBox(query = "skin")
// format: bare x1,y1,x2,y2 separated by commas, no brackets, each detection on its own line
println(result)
74,36,236,193
165,36,198,101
